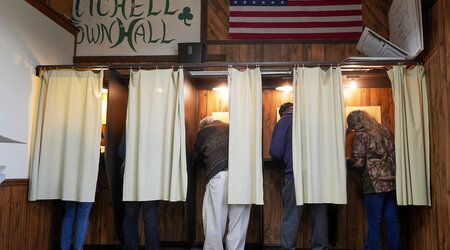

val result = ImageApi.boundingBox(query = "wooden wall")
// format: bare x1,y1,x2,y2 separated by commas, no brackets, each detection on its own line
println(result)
207,0,392,41
194,88,395,249
206,0,394,62
6,0,448,249
402,0,450,249
0,180,56,250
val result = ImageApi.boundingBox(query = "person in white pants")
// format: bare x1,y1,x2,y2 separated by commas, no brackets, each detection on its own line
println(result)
191,116,251,250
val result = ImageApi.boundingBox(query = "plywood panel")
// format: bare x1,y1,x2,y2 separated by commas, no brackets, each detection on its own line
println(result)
85,170,105,244
221,45,240,63
263,44,281,62
311,44,325,61
262,168,283,244
362,0,393,39
185,78,198,151
0,181,53,250
207,0,229,40
207,90,220,116
253,44,264,62
159,202,187,241
393,1,450,249
239,44,254,63
98,179,119,244
280,44,291,62
325,44,346,61
246,206,262,243
207,44,221,55
198,90,208,127
302,44,313,61
262,90,276,159
195,168,207,242
289,44,303,61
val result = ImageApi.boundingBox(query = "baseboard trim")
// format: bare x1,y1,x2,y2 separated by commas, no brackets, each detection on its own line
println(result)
83,242,281,250
0,178,29,186
83,242,358,250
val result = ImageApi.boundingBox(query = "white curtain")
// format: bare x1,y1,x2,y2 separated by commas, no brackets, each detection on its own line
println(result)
292,67,347,205
388,65,431,206
29,70,103,202
123,69,187,202
228,67,264,205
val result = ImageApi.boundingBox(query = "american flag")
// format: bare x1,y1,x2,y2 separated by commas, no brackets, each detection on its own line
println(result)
229,0,362,40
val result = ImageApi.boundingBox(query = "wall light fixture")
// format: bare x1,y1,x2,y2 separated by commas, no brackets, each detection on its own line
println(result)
275,86,293,92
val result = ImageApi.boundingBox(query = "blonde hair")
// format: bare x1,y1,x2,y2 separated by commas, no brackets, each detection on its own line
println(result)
359,111,385,142
348,110,388,143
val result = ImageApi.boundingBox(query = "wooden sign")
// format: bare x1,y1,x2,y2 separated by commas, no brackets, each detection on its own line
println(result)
73,0,201,56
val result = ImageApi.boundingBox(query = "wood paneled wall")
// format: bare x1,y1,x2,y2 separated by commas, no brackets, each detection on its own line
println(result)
207,43,364,63
195,88,395,249
344,88,395,133
402,0,450,249
207,0,392,41
84,165,121,245
5,0,448,249
0,180,56,250
0,87,396,249
195,88,394,171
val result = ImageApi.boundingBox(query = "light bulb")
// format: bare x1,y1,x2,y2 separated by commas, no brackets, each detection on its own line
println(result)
212,86,228,93
275,86,293,92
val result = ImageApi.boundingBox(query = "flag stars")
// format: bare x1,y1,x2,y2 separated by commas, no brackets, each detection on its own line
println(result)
243,0,246,3
271,0,275,4
252,1,256,4
262,1,266,4
234,0,238,3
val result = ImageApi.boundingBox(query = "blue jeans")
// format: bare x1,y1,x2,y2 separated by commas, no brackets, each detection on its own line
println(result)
123,201,160,250
60,201,93,250
281,178,328,250
364,191,401,250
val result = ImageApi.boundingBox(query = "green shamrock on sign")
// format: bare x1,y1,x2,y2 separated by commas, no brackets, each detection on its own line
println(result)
178,7,193,26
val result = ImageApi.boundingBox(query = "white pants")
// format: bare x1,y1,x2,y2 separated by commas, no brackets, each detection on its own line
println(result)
202,171,251,250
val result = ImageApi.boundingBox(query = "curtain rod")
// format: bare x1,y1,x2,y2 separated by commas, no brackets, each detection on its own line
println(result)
35,60,421,76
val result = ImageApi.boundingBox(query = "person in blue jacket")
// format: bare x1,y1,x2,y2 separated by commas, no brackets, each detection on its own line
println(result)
270,102,328,250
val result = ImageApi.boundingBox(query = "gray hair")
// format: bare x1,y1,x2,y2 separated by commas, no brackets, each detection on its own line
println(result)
199,116,215,129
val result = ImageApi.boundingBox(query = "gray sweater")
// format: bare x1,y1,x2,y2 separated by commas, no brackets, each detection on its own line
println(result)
191,121,229,182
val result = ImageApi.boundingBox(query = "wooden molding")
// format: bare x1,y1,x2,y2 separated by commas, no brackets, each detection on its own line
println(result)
74,55,179,64
1,179,29,187
201,0,207,43
25,0,78,36
73,54,226,64
206,39,359,45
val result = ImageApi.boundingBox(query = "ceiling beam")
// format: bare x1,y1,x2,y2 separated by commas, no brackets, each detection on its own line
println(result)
25,0,78,36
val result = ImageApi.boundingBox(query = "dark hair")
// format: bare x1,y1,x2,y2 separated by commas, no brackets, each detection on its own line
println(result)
279,102,293,117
